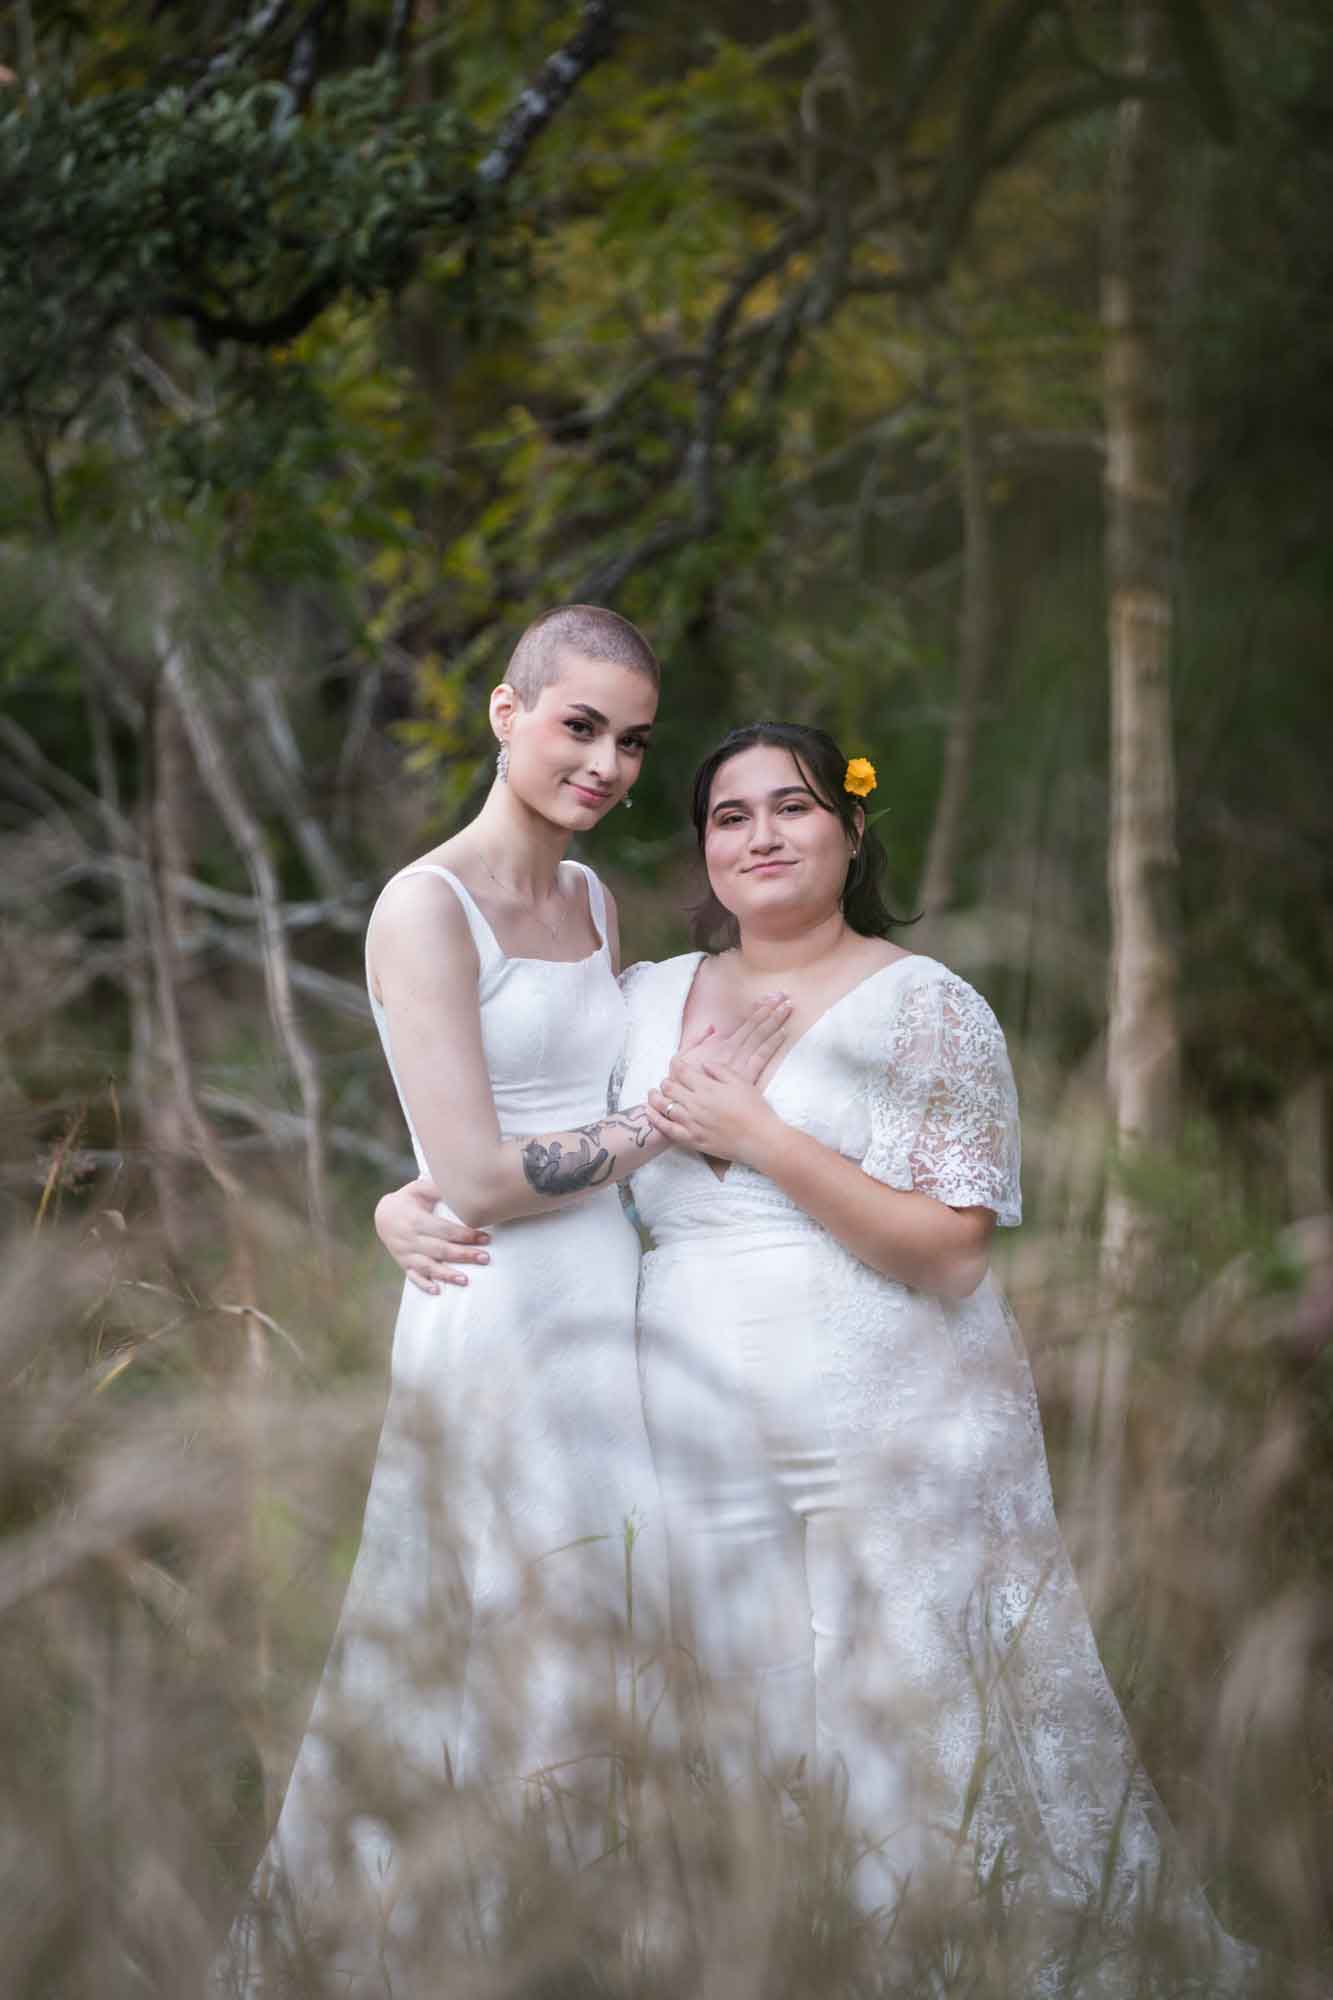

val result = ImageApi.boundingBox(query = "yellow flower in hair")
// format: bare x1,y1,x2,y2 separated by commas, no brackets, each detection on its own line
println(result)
843,757,877,798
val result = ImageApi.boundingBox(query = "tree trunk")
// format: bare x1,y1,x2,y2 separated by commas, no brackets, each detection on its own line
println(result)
919,326,994,916
1075,0,1183,1616
1100,0,1181,1284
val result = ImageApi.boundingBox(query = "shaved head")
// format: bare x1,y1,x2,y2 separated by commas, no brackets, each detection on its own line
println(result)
505,605,660,708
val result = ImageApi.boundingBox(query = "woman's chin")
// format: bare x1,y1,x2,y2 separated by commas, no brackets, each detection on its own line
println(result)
724,883,833,931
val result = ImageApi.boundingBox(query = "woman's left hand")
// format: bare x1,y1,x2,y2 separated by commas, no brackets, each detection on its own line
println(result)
646,1056,780,1167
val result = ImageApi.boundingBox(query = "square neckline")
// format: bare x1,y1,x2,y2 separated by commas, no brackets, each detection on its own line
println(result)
404,859,609,969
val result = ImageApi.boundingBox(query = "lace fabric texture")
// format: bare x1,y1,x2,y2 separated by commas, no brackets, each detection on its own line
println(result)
618,952,1255,1985
860,966,1022,1223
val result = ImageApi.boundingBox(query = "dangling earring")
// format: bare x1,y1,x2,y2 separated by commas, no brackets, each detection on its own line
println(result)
496,744,509,784
623,794,633,810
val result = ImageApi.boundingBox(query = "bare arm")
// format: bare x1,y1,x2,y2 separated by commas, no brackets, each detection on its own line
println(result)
646,1058,994,1299
368,872,673,1228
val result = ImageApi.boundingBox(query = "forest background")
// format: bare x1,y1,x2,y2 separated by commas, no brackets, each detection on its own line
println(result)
2,1,1332,1993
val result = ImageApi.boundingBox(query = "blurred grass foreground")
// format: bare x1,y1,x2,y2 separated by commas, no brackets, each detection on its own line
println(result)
3,1119,1332,1998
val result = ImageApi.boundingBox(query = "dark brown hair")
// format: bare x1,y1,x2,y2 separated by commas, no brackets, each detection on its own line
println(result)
689,722,905,951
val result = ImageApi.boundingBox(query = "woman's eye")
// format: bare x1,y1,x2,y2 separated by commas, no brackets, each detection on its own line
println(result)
620,737,647,755
565,718,593,736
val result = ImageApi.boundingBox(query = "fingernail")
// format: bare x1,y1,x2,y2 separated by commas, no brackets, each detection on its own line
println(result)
477,1252,489,1264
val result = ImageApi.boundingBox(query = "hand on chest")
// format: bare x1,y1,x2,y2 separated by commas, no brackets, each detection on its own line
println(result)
681,950,901,1060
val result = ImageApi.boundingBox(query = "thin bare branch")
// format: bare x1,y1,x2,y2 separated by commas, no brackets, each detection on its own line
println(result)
243,669,355,900
158,616,329,1235
186,0,297,107
201,1088,413,1177
476,0,620,187
200,922,372,1020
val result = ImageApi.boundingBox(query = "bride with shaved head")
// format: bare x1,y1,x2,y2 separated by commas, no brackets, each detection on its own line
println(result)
225,607,787,1990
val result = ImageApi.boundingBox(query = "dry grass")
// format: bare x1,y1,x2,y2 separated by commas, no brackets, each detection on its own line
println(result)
2,1139,1331,1999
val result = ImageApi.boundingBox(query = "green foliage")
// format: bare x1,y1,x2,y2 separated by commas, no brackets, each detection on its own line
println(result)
0,57,474,417
1,0,1330,1126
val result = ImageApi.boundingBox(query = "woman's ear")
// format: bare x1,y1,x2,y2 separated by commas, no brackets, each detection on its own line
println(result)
851,803,866,852
488,681,519,746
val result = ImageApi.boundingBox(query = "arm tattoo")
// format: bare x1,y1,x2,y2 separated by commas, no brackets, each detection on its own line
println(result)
521,1110,653,1198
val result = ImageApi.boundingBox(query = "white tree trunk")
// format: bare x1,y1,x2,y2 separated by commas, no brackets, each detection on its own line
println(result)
1075,0,1184,1614
1101,0,1181,1285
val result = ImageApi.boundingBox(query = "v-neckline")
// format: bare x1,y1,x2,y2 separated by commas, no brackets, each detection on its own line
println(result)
666,949,919,1185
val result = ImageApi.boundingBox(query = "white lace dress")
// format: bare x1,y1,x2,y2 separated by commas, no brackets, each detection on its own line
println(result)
617,949,1257,1986
228,863,668,1989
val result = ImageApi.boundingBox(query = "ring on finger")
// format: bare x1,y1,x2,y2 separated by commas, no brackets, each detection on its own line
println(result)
664,1099,678,1119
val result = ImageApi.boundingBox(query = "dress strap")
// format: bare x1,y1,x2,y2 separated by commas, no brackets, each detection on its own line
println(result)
563,860,610,952
390,864,503,964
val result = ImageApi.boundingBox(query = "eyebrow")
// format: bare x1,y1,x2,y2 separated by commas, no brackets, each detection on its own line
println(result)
710,784,817,816
567,702,654,733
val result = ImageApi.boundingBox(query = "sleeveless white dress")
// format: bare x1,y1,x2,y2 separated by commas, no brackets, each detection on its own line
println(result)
229,861,668,1988
617,950,1259,1990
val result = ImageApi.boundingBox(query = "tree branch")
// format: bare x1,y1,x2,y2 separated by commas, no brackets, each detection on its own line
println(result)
200,923,373,1020
476,0,620,186
186,0,297,108
162,1,623,350
158,617,330,1232
923,0,1057,274
201,1088,413,1177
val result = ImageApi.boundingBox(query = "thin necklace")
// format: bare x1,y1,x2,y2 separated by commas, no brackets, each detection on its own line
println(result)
473,851,571,944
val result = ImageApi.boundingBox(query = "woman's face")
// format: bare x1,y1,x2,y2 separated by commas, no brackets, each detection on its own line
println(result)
702,743,856,932
498,653,657,830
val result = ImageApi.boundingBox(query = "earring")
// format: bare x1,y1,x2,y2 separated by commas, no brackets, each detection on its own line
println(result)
496,744,509,783
623,794,633,810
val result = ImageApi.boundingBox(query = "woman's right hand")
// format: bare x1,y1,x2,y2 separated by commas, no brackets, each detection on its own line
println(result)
681,994,790,1088
374,1177,491,1294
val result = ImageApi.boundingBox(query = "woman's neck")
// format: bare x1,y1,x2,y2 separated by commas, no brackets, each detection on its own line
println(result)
731,907,850,979
458,786,570,901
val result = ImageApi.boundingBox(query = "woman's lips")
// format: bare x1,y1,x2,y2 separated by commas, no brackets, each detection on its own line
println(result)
568,782,612,806
744,860,796,874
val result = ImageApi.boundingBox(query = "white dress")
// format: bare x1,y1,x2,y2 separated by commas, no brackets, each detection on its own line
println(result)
229,862,668,1988
617,949,1258,1989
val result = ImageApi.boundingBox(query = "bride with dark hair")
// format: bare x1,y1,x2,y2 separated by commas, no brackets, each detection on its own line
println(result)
381,719,1262,1990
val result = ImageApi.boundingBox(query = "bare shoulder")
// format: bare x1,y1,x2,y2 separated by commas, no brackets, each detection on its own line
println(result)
366,862,477,992
371,864,470,938
857,937,915,975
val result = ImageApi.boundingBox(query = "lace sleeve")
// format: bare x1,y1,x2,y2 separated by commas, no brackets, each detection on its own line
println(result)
863,971,1022,1226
